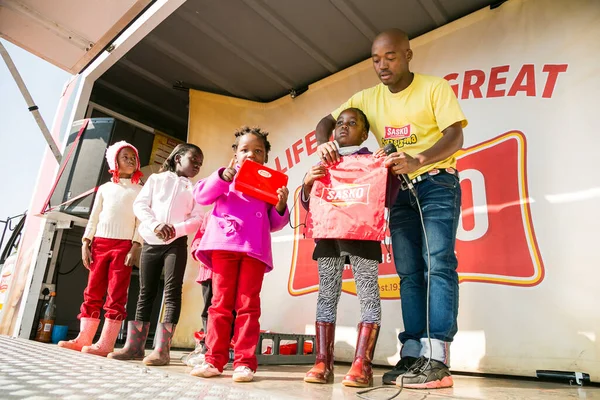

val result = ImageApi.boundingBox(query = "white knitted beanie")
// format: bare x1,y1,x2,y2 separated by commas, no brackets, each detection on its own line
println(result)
105,140,142,183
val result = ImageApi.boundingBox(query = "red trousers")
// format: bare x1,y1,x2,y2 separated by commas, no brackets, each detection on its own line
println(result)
79,238,133,321
205,251,266,372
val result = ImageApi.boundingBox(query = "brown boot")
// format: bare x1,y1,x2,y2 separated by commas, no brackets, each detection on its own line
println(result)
304,321,335,384
107,320,149,360
342,322,380,388
143,322,175,366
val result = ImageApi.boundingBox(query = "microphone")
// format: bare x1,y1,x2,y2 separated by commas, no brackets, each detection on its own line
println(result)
383,143,415,193
382,142,397,156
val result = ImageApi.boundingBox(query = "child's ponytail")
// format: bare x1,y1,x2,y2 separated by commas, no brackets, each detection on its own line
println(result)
160,143,203,173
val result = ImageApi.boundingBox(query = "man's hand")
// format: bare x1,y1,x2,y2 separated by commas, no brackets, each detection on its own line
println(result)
384,152,422,176
316,142,340,165
155,223,175,241
220,157,237,182
125,242,141,266
82,240,92,270
315,115,337,164
275,187,289,214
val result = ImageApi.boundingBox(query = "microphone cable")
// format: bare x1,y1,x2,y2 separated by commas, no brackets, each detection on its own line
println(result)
357,148,433,400
288,172,309,233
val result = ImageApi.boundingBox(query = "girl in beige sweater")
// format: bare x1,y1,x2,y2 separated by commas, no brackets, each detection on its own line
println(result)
58,141,142,356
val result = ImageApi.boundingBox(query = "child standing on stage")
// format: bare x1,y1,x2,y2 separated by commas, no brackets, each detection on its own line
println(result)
190,127,289,382
108,143,203,366
303,108,397,388
184,213,212,366
185,212,237,367
58,141,143,356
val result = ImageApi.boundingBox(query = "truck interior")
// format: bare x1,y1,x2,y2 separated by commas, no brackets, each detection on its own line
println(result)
5,0,502,344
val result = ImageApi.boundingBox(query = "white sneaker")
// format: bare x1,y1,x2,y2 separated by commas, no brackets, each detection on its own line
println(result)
232,366,254,382
185,351,206,367
190,362,221,378
183,343,208,367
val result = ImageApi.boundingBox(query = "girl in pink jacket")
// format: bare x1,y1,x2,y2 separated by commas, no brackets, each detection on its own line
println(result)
190,126,289,382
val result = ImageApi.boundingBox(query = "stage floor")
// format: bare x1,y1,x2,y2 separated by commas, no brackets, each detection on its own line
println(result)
0,336,597,399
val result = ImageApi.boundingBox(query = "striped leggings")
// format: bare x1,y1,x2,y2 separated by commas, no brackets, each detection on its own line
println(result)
316,256,381,324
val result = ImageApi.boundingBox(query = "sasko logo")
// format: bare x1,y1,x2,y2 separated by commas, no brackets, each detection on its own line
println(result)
320,184,370,206
385,124,411,139
288,131,545,299
258,169,272,178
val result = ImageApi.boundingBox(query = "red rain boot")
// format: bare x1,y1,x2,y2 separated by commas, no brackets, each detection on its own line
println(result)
342,322,380,388
304,321,335,384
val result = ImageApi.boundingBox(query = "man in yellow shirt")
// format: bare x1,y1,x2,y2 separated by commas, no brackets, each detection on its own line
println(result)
315,29,467,389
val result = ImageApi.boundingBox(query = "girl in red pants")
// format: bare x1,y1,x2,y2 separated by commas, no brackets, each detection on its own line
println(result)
190,127,289,382
185,213,237,367
58,141,143,356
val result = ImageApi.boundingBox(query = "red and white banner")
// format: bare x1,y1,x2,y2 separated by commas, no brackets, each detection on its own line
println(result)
187,0,600,377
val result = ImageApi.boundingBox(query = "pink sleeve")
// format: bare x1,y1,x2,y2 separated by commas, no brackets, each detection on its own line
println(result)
269,205,289,232
193,169,231,206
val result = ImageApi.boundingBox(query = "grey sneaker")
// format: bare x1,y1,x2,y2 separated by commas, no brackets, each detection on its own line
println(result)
398,356,454,389
382,356,418,385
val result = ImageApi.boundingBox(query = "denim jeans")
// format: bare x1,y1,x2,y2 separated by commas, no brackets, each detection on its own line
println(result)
390,172,461,365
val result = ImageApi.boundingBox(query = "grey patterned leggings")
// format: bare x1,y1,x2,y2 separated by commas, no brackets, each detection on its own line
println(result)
316,256,381,324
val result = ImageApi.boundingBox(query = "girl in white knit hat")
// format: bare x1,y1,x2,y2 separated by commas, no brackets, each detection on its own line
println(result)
58,140,143,357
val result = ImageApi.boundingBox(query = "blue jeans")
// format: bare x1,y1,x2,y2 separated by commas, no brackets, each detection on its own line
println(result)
390,172,461,364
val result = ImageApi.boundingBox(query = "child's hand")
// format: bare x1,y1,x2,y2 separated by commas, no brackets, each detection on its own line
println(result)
303,165,326,199
82,240,92,270
317,142,340,165
155,223,175,241
125,252,135,266
374,147,386,158
304,165,327,187
220,157,237,182
125,242,140,266
275,187,289,214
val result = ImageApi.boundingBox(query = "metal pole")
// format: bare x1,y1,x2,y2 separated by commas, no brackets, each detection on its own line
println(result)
0,42,62,164
0,220,8,256
0,213,25,257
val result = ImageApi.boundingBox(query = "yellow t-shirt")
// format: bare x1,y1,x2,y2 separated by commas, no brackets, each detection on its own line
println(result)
332,73,468,179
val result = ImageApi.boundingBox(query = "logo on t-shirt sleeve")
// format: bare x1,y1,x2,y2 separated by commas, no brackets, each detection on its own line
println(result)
385,125,411,139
